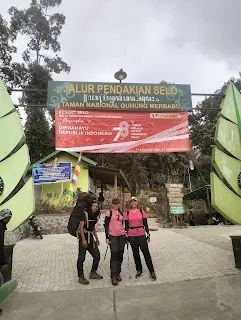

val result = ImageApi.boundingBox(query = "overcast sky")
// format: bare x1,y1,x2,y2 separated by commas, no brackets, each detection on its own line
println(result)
2,0,241,106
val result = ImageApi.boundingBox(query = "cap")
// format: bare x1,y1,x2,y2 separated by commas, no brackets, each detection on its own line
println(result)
112,198,120,204
130,196,138,202
0,209,12,221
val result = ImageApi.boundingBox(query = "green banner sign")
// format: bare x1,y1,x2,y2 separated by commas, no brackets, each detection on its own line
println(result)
47,81,192,111
170,206,184,214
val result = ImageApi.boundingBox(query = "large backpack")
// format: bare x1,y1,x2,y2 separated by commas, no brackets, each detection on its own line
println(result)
67,192,96,237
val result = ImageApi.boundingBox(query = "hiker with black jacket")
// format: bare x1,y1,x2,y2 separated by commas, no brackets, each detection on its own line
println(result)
0,209,12,315
125,196,156,281
73,197,103,285
104,198,126,286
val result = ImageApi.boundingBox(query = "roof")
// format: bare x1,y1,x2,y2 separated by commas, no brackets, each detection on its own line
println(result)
183,185,210,200
88,165,130,188
29,151,97,169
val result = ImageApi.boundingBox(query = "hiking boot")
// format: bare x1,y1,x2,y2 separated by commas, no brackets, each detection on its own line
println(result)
116,274,122,282
135,271,142,279
150,272,157,281
112,277,118,286
89,271,103,280
78,275,89,285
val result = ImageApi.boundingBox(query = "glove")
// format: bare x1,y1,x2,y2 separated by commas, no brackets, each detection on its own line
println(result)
147,234,150,243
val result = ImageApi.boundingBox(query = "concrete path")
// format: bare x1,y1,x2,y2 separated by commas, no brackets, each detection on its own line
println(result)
11,228,240,292
2,226,241,319
2,274,241,320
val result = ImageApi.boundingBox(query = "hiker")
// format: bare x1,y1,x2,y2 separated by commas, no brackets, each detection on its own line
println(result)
75,198,103,285
104,198,126,286
125,196,156,281
98,192,105,209
0,209,12,315
212,213,219,225
189,211,195,226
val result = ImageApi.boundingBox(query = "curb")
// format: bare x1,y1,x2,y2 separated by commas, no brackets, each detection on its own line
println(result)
0,280,18,303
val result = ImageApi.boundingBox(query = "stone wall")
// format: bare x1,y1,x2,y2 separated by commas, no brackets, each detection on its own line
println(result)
37,212,105,234
36,213,70,234
5,211,105,244
5,222,30,245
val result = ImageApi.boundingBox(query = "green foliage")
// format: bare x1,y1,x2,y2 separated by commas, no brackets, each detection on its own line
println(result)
8,0,70,73
189,78,241,186
24,65,55,162
87,79,241,194
34,199,72,215
0,15,16,86
5,0,71,162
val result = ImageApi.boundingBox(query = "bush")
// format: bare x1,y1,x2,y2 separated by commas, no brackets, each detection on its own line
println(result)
34,199,72,215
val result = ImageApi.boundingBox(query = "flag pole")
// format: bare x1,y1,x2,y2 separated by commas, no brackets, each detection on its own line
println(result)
66,152,82,202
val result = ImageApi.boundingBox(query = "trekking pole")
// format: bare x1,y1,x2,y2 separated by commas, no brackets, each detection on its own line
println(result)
104,245,109,260
127,243,131,279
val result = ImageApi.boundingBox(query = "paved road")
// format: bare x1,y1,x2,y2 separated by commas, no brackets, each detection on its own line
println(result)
172,225,241,251
2,274,241,320
1,226,241,319
10,227,241,292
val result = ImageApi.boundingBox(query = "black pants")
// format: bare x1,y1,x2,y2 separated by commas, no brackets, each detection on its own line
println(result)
129,235,155,274
110,235,125,278
77,234,100,277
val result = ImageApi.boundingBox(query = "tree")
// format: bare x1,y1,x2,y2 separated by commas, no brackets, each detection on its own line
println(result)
9,0,70,74
24,65,55,162
0,15,16,86
189,78,241,185
8,0,71,162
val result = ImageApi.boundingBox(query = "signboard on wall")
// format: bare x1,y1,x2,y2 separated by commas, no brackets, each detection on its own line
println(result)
47,81,192,111
32,162,71,184
166,183,184,214
55,109,190,153
170,206,184,214
150,197,157,203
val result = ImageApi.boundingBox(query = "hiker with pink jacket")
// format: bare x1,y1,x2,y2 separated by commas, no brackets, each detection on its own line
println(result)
125,196,156,281
104,198,126,286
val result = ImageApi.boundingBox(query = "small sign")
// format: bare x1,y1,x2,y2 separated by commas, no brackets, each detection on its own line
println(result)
150,197,157,203
170,206,184,214
168,197,183,203
167,188,183,194
166,183,183,188
167,193,183,198
169,202,183,207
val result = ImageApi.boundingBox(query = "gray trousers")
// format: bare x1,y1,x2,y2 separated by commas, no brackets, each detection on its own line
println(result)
110,235,125,278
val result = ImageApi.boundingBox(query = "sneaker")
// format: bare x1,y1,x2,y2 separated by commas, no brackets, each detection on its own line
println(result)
78,275,89,285
112,277,118,286
116,274,122,282
89,271,103,280
150,272,157,281
135,271,142,279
